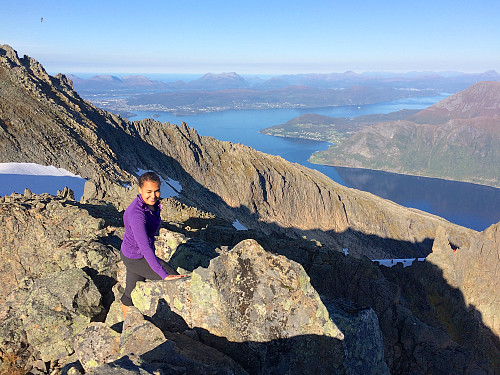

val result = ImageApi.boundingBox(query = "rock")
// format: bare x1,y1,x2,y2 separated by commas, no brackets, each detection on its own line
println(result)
132,239,346,374
73,323,120,372
396,222,500,372
0,193,120,301
86,306,249,375
429,223,500,338
104,300,124,330
0,315,34,375
88,354,187,375
160,197,217,225
164,239,219,274
119,306,170,360
19,268,103,362
57,186,75,200
307,240,499,374
161,330,249,375
324,297,390,375
67,367,84,375
155,228,188,258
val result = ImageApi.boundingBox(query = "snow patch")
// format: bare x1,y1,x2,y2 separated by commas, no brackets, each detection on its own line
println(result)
342,248,349,256
0,162,81,177
136,169,182,198
233,219,248,231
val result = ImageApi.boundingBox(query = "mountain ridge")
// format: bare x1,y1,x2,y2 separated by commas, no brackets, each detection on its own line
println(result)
310,81,500,188
1,43,499,374
0,44,477,257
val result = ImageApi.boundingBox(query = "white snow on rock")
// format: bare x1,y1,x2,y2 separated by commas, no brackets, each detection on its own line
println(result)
232,219,248,231
136,169,182,198
0,162,81,177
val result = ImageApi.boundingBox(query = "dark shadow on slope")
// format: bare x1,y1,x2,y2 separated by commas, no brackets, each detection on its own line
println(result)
380,260,500,373
308,248,500,374
121,302,346,375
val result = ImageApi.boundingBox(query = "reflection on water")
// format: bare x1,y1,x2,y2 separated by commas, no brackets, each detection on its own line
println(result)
335,167,500,231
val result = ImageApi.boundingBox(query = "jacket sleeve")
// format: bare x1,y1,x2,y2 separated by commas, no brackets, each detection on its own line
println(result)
129,208,169,279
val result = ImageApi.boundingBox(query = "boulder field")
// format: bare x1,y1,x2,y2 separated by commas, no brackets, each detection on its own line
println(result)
0,190,498,374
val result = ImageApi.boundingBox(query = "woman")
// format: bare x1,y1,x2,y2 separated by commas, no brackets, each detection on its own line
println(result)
120,171,185,318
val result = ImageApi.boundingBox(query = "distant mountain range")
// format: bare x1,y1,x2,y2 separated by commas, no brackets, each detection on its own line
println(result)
308,82,500,188
69,70,500,92
2,43,500,375
68,70,500,115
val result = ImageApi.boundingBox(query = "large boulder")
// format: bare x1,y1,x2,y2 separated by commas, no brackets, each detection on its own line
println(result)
155,228,220,273
324,297,390,375
132,239,346,374
18,268,102,362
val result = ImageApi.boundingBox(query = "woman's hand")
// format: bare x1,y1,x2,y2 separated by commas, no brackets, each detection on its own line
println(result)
163,274,187,280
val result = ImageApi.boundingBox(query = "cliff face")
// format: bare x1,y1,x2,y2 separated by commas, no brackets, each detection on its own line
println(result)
0,44,476,259
130,118,477,259
378,222,500,372
1,44,499,373
429,223,500,339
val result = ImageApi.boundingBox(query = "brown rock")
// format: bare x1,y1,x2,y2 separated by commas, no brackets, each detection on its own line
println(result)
132,239,346,374
73,322,120,372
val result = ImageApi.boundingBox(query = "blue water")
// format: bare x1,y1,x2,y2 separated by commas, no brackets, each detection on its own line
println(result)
0,175,86,200
128,95,500,232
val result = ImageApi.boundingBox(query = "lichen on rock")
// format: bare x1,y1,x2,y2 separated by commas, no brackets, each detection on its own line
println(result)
133,238,347,374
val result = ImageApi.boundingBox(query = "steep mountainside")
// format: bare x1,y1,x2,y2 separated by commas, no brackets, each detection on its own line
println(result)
0,46,134,185
1,44,499,374
310,82,500,187
408,81,500,125
0,44,477,259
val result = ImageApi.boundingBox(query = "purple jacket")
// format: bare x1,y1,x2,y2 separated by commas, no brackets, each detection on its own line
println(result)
121,194,169,279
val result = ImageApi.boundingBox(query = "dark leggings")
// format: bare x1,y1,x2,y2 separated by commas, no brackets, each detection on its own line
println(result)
120,252,178,306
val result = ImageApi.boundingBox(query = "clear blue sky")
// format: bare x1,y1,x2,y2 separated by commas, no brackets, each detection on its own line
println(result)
1,0,499,75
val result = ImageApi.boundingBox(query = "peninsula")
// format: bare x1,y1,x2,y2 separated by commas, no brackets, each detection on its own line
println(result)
309,82,500,188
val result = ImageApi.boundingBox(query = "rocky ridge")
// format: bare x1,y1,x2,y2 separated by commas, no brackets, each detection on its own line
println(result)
0,44,477,259
0,190,498,374
0,44,499,374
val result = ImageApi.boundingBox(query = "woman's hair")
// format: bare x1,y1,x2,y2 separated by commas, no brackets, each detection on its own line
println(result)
138,171,161,188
